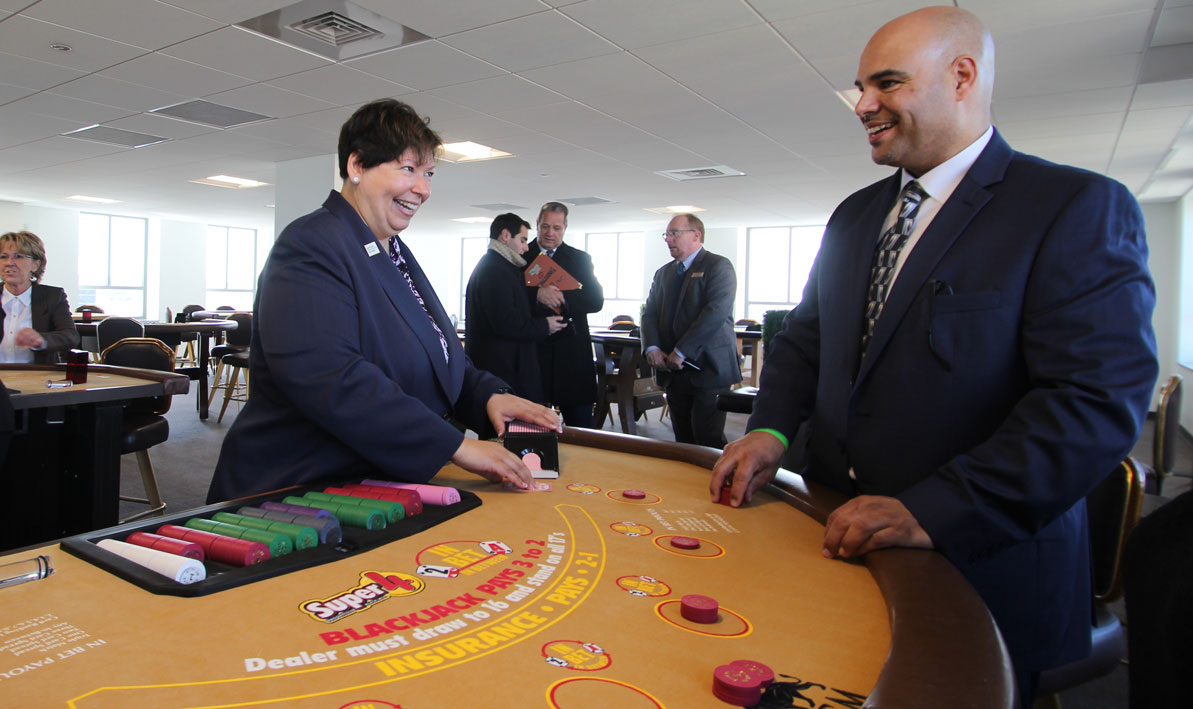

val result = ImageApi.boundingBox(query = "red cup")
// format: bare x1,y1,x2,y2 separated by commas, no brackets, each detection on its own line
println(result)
82,310,92,322
66,349,89,384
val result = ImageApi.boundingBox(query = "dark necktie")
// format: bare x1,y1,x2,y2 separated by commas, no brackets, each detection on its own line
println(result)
665,260,686,333
546,249,556,259
861,181,927,355
388,236,449,363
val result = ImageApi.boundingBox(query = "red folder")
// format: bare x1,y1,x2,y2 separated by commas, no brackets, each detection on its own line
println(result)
524,253,581,290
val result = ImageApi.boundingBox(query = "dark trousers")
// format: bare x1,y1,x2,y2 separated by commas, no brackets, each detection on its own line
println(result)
665,372,728,448
558,403,594,429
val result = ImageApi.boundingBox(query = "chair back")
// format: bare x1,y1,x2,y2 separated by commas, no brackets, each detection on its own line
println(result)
100,338,176,415
96,317,144,352
179,304,205,323
607,321,637,332
1153,375,1183,476
1087,457,1144,603
611,314,635,324
75,304,104,313
225,313,253,348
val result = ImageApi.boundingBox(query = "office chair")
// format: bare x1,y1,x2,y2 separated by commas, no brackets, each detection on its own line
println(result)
1036,457,1145,700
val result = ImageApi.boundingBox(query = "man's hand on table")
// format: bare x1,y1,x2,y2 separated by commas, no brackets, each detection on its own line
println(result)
709,431,786,506
821,495,933,558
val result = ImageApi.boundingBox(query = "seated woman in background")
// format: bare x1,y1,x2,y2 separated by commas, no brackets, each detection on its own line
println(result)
0,231,79,363
207,99,560,503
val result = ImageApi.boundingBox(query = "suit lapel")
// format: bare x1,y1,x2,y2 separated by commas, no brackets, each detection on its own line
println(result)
856,132,1012,383
399,240,464,394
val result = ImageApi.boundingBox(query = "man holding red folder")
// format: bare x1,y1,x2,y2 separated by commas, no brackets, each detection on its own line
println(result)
524,202,605,427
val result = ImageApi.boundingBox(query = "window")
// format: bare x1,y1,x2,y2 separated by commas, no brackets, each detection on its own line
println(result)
206,226,257,311
459,236,488,325
78,213,147,317
584,231,645,325
744,226,825,322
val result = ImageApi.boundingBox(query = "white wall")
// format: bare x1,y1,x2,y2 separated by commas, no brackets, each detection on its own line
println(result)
22,205,80,303
1143,194,1192,436
275,154,337,239
160,221,207,316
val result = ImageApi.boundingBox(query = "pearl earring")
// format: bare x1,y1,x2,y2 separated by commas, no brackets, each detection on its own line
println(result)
352,176,359,184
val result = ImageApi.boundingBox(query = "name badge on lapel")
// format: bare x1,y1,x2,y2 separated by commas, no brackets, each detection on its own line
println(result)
363,241,380,257
691,271,704,278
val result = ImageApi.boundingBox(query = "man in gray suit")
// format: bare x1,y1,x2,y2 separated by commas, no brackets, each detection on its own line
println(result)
641,213,740,447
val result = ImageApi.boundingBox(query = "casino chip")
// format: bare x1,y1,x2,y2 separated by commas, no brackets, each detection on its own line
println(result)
621,489,646,500
670,536,701,550
680,594,719,624
712,659,774,706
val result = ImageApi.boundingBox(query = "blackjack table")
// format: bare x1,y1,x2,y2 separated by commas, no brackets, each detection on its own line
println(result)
0,429,1013,708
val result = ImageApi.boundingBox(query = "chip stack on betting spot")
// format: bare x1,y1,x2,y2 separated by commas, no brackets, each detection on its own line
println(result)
712,659,775,706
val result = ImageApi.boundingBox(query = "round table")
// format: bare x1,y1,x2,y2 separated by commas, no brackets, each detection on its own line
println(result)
1,429,1013,708
75,319,237,419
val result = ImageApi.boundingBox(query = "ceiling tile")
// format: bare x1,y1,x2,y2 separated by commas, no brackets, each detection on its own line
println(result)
101,53,252,98
156,0,293,24
162,26,329,82
347,41,506,91
993,86,1134,122
0,106,92,149
1153,4,1193,46
267,64,414,107
494,100,653,150
561,0,761,49
105,112,219,139
443,11,620,73
522,52,675,99
6,92,134,126
428,74,566,113
1132,78,1193,110
23,0,221,50
353,0,544,37
0,50,85,91
0,15,146,73
205,83,337,119
50,74,189,113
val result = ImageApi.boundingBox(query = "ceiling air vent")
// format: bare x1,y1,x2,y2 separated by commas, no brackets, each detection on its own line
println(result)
238,0,431,61
655,165,746,181
559,197,616,206
471,203,528,211
150,100,271,129
61,125,169,149
290,11,381,46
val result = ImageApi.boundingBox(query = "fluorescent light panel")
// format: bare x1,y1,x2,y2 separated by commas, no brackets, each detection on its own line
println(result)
440,141,512,163
65,195,120,204
645,205,706,214
190,175,270,189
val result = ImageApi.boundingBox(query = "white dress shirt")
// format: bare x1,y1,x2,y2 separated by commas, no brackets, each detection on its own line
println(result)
1,287,35,363
883,126,994,287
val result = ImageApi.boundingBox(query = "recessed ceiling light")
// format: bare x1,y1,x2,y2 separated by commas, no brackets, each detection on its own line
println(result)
65,195,120,205
644,205,707,215
190,175,270,189
836,88,861,110
440,141,513,163
452,217,494,224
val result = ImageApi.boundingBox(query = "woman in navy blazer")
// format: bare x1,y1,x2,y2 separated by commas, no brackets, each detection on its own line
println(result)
0,231,79,364
208,100,559,502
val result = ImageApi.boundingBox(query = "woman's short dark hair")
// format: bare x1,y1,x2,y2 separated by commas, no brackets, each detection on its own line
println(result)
0,230,47,281
338,99,442,179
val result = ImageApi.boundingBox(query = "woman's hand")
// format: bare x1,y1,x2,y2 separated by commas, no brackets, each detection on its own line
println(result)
486,393,562,435
451,438,534,489
14,328,45,349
